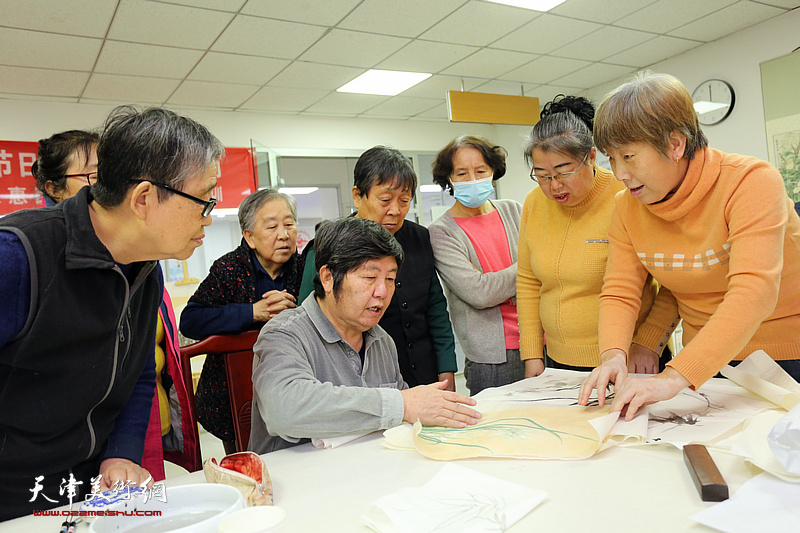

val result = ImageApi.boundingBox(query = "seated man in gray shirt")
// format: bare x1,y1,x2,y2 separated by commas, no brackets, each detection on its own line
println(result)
249,217,481,453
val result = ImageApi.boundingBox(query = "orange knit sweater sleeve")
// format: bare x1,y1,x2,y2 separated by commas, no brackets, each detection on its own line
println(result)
631,283,679,353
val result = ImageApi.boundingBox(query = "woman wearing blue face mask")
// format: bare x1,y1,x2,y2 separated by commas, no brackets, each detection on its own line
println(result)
428,135,523,395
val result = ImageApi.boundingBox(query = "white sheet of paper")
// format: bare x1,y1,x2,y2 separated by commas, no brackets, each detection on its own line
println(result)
362,463,547,533
382,424,415,451
729,411,800,482
588,411,621,439
732,350,800,393
607,408,648,446
691,473,800,533
720,351,800,410
311,433,369,449
646,379,775,447
472,369,596,409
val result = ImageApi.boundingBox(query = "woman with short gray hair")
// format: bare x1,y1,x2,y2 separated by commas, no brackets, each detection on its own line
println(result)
238,188,298,235
180,188,304,454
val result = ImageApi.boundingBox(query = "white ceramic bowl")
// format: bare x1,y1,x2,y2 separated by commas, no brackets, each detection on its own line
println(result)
89,483,245,533
217,506,286,533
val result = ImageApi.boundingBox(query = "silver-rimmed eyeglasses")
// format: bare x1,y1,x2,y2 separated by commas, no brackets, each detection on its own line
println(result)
530,153,590,185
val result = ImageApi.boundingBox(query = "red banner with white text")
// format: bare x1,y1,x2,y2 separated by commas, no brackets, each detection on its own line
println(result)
0,143,257,215
0,140,42,213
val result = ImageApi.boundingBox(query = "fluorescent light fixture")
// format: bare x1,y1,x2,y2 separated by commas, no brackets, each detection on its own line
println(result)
420,184,442,193
484,0,567,11
212,208,239,218
337,69,432,96
693,101,729,115
279,187,319,195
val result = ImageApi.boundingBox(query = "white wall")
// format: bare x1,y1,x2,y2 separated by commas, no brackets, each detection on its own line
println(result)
0,98,508,157
5,9,795,209
496,9,800,205
586,8,800,162
493,9,800,206
493,125,539,206
0,96,535,202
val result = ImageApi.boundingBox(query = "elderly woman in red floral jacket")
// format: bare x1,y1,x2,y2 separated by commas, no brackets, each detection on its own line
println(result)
180,188,304,454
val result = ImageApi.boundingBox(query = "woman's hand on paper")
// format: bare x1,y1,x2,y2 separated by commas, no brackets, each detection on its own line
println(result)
578,349,627,407
524,358,545,378
401,381,482,428
611,367,691,420
628,343,660,374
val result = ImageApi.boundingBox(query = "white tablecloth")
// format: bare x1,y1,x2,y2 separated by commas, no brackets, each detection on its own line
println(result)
0,379,761,533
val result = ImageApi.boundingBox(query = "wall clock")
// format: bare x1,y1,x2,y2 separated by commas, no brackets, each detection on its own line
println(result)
691,79,735,126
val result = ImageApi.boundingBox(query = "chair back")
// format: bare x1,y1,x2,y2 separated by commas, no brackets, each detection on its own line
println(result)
224,345,257,452
179,329,260,462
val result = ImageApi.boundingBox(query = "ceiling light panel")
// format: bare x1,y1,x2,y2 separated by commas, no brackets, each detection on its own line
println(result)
485,0,568,11
338,70,432,96
279,187,319,195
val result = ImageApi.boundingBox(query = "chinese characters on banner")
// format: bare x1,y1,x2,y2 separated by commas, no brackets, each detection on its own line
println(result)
0,142,257,215
0,140,40,214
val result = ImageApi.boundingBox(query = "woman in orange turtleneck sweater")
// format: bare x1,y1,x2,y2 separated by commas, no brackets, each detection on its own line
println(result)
578,72,800,419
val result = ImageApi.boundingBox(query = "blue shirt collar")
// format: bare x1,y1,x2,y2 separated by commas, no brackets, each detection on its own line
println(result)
250,247,287,281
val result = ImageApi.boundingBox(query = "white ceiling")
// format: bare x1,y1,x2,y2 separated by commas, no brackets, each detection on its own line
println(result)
0,0,796,120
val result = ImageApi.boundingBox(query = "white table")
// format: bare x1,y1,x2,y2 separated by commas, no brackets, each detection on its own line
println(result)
1,386,759,533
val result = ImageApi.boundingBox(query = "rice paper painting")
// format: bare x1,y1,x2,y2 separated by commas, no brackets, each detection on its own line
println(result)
412,406,615,461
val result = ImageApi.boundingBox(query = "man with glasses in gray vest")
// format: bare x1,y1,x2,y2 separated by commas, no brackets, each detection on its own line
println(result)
0,106,224,521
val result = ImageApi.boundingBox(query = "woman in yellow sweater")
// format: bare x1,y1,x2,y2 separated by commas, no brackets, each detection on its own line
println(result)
579,73,800,419
518,95,678,378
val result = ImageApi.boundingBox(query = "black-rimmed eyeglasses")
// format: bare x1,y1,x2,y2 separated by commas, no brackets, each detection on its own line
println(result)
129,180,217,217
65,172,98,186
